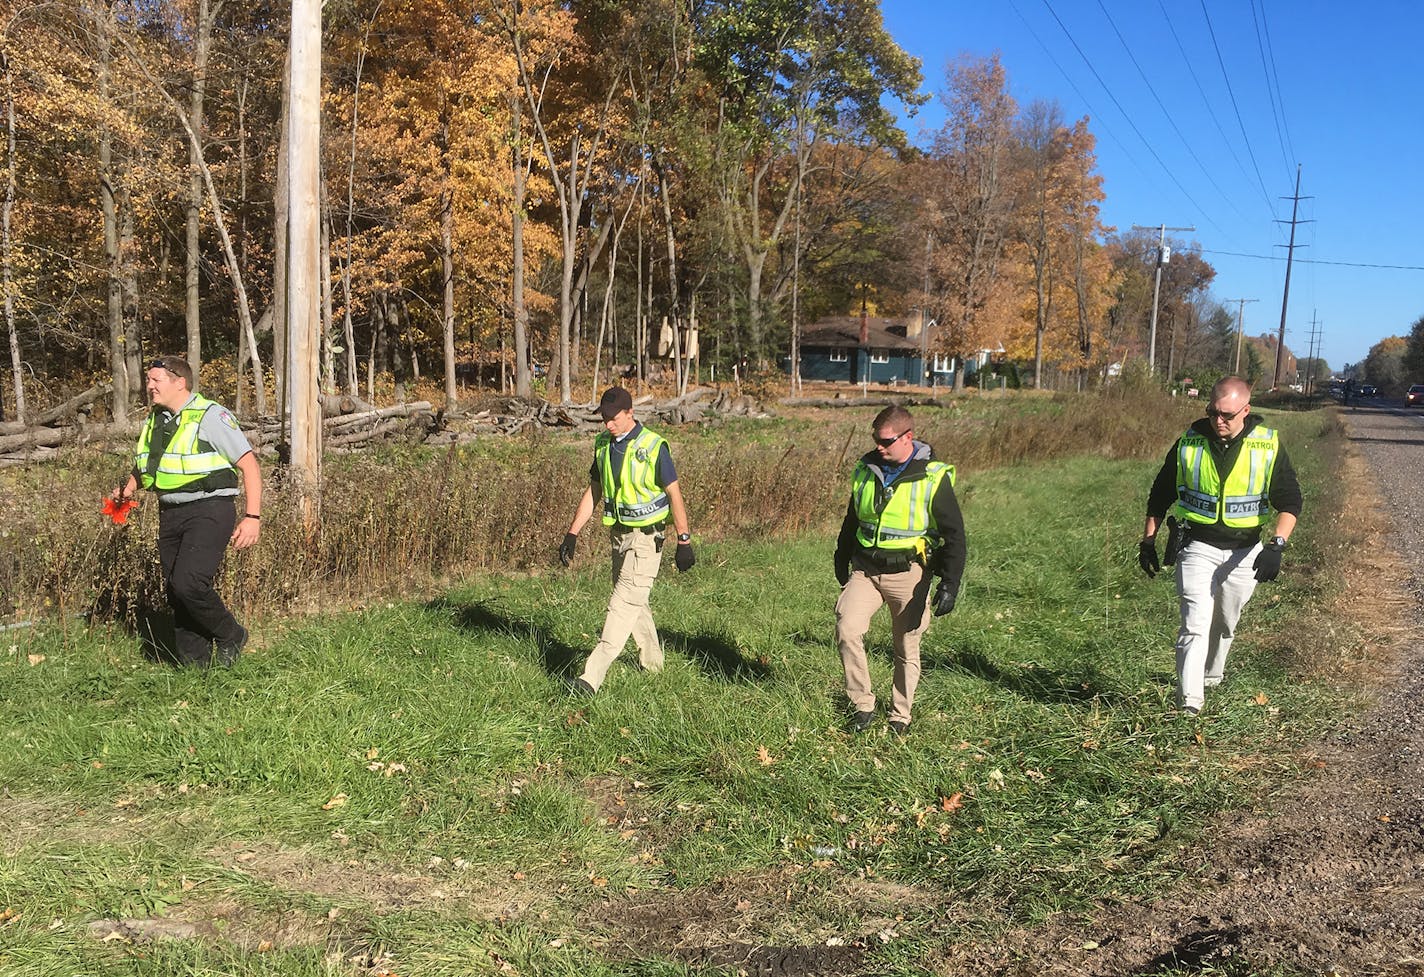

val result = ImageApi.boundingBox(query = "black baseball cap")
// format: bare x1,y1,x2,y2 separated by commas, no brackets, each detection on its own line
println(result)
598,386,633,420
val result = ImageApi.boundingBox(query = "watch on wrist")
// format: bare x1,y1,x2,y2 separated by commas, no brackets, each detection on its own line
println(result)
677,533,691,544
1267,535,1286,551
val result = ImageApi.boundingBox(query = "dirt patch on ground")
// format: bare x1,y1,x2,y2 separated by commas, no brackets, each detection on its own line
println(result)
931,408,1424,976
589,867,944,976
208,839,546,921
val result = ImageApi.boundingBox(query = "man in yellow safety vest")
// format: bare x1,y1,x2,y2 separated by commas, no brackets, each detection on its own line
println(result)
558,386,694,695
112,355,262,667
1139,375,1302,716
834,405,967,735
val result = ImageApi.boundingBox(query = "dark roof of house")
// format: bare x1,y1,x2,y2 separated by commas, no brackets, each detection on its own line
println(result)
800,316,923,352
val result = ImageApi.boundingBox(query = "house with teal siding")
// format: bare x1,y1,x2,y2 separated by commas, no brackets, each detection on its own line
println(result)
788,313,963,386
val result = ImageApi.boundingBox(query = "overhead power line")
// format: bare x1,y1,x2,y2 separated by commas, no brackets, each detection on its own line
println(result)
1196,250,1424,272
1199,0,1278,219
1042,0,1218,233
1255,0,1297,175
1093,0,1252,229
1249,0,1294,182
1005,0,1153,182
1155,0,1266,226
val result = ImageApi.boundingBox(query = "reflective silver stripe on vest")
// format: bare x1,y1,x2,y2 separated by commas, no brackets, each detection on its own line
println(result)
1177,488,1217,517
616,497,669,521
1222,494,1267,519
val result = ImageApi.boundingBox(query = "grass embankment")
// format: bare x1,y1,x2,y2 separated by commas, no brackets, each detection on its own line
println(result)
0,397,1360,976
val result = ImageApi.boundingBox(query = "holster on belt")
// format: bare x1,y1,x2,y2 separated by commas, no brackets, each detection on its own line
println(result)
853,548,916,574
1163,515,1186,566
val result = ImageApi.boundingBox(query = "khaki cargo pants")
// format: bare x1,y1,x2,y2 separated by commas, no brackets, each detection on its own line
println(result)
835,563,934,725
579,527,665,690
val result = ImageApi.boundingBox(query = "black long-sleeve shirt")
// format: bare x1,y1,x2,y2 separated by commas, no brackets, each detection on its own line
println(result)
836,441,967,594
1146,414,1303,548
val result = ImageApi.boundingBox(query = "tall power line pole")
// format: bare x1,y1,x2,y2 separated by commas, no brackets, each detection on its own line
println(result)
1303,311,1322,396
1132,223,1194,374
1273,165,1312,390
1223,298,1259,376
287,0,322,534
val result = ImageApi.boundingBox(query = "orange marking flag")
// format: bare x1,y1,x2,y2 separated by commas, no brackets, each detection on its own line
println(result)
101,498,137,525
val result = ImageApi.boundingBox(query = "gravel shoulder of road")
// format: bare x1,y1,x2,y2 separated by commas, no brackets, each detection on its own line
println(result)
939,406,1424,977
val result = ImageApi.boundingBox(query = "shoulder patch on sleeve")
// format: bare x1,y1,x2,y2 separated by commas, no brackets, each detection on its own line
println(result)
217,409,240,431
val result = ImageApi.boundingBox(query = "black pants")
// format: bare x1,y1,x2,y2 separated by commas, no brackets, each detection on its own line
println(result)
158,497,242,665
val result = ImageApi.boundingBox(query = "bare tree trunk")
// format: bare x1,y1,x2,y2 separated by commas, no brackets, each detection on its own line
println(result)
96,5,128,423
655,156,683,394
120,189,141,402
272,45,290,422
120,33,266,415
439,112,457,410
320,172,335,394
185,0,223,375
236,68,250,415
2,46,22,423
509,94,531,398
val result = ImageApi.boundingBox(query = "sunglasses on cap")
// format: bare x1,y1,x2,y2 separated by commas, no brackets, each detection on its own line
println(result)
873,430,908,448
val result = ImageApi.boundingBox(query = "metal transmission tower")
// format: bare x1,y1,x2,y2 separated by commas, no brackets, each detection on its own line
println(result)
1132,223,1194,373
1223,298,1259,376
1273,165,1312,389
1303,312,1322,395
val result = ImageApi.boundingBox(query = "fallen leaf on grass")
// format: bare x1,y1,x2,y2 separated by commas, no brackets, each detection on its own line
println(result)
756,745,776,766
27,654,44,666
1253,692,1270,706
940,792,964,812
321,793,348,810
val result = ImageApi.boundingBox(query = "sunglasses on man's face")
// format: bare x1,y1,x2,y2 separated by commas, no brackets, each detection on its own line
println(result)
874,430,907,448
1205,404,1246,421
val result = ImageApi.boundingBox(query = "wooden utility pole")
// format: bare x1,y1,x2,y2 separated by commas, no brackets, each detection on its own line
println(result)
1273,165,1310,390
1223,298,1258,376
286,0,322,533
1132,223,1194,374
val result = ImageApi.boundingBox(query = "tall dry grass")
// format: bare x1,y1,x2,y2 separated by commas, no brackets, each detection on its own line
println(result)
1,387,1201,625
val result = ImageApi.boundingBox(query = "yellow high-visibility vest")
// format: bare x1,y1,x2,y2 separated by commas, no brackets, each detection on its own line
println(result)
596,426,670,527
852,460,955,554
134,396,237,493
1173,426,1279,528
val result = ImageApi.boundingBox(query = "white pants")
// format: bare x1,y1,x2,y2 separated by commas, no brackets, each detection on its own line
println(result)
1173,539,1261,710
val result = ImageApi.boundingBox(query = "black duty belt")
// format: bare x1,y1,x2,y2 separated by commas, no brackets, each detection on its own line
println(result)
612,523,666,536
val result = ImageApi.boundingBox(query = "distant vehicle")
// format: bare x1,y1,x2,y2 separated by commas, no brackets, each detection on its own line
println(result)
1407,384,1424,407
1357,384,1378,398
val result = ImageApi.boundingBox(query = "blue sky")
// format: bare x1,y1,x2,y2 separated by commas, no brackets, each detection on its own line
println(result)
878,0,1423,373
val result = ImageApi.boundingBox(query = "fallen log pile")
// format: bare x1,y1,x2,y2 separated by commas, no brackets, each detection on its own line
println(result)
0,385,768,466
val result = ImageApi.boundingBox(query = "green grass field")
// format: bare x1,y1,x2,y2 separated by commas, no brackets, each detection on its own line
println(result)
0,405,1351,976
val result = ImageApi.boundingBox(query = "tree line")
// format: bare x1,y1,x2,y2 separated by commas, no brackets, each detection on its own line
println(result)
0,0,1292,425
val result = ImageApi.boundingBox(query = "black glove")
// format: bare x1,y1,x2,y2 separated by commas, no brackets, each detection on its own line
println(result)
834,553,850,587
558,532,578,567
1253,543,1283,582
933,580,957,617
675,542,696,572
1138,538,1161,578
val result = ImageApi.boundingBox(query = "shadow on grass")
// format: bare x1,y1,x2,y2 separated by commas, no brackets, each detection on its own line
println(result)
431,599,773,685
432,598,583,678
931,648,1137,706
661,629,773,684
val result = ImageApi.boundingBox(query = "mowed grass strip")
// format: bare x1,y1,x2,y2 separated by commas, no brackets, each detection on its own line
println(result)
0,407,1348,975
